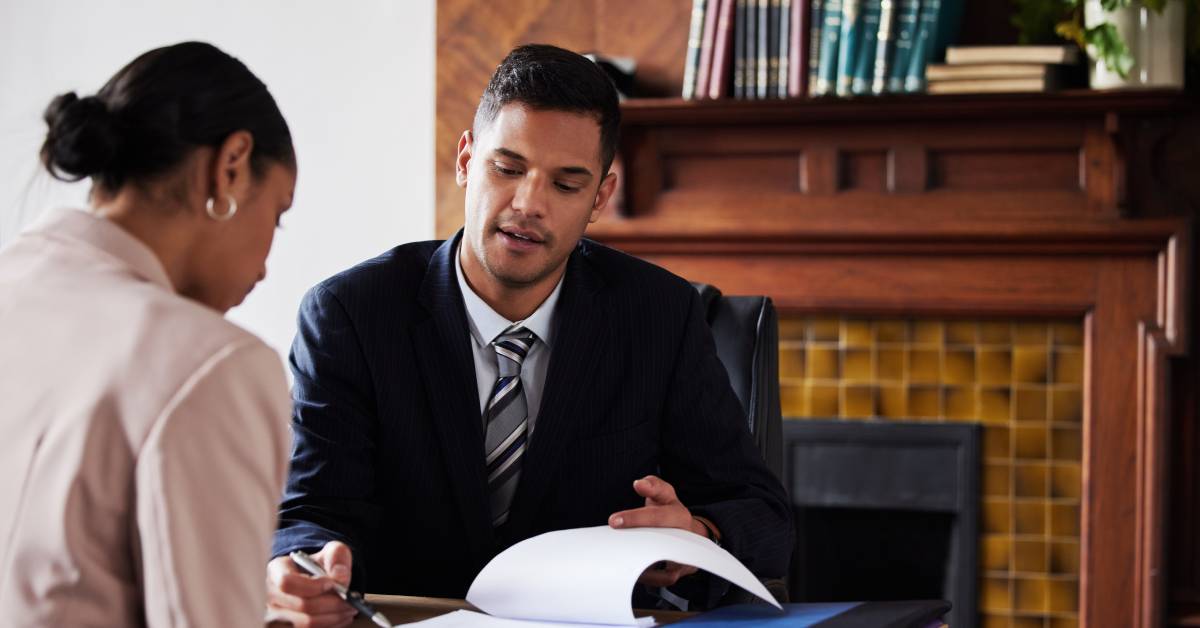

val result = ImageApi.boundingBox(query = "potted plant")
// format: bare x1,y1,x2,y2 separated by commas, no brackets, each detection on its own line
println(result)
1013,0,1199,89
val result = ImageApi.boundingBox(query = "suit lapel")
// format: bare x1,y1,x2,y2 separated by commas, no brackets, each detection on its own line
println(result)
413,231,494,553
505,244,608,539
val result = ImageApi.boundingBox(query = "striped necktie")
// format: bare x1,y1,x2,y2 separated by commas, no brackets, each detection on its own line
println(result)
484,326,536,527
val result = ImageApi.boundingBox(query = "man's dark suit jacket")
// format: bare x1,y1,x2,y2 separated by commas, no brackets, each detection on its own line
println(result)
272,231,793,600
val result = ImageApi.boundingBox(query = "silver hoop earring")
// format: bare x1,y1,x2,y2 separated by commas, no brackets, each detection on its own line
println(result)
205,195,238,221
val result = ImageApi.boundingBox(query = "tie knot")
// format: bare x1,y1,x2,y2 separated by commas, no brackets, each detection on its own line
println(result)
493,327,536,373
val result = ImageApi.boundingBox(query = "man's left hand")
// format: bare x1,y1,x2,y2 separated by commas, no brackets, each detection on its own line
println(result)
608,475,714,587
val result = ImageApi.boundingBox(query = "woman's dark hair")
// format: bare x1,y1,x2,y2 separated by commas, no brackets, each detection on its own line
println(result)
474,44,621,175
40,41,293,193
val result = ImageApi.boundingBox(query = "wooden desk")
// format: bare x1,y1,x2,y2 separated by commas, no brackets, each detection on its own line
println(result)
352,595,692,627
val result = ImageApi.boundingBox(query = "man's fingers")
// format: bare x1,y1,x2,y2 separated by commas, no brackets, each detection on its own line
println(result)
315,540,354,585
267,555,301,586
609,503,690,529
273,571,338,598
632,475,678,505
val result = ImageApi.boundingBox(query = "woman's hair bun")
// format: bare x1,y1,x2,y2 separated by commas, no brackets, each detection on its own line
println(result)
40,91,122,182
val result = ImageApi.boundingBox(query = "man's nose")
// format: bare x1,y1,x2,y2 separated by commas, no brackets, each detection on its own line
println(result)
511,174,548,219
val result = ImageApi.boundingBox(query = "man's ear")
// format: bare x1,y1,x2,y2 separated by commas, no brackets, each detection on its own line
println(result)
211,130,254,202
589,171,618,223
455,130,474,188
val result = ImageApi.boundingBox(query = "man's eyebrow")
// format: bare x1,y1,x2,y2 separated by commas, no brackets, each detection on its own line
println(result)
494,147,594,178
559,166,594,178
493,147,527,162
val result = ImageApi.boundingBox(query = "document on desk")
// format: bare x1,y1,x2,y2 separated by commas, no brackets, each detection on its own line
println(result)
399,526,781,627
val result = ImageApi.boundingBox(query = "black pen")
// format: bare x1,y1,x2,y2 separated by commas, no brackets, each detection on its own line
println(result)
289,550,392,627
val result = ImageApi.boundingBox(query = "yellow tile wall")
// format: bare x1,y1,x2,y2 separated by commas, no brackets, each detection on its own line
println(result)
780,317,1083,628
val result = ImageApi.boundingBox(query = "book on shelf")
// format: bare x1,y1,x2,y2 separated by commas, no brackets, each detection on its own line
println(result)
746,0,759,98
710,0,738,98
884,0,920,92
788,0,808,97
696,0,722,98
778,0,792,98
945,44,1079,65
757,0,771,98
870,0,896,93
850,0,882,95
683,0,709,99
765,0,779,97
926,62,1053,81
806,0,823,94
814,0,842,95
927,76,1056,94
902,0,937,92
903,0,964,93
734,0,747,97
835,0,862,96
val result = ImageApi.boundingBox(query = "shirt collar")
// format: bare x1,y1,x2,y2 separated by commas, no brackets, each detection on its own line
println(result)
455,243,563,349
32,208,174,291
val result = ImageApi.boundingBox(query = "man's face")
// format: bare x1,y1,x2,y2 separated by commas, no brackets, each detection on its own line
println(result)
456,103,615,291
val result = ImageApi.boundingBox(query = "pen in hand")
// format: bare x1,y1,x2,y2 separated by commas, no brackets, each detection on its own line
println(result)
290,550,392,628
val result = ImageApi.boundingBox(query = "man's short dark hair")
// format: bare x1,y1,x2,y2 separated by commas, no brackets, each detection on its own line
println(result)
474,44,621,176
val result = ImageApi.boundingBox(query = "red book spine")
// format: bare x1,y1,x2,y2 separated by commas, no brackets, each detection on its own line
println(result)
695,0,721,99
789,0,809,97
708,0,737,98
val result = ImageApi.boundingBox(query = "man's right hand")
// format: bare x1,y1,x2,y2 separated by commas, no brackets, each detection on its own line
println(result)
265,540,358,628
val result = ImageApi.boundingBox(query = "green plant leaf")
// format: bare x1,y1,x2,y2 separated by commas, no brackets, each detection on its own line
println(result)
1056,19,1088,48
1085,22,1135,77
1142,0,1168,12
1099,0,1134,10
1012,0,1074,44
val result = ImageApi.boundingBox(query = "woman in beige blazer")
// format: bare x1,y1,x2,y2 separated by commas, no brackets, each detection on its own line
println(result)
0,42,324,627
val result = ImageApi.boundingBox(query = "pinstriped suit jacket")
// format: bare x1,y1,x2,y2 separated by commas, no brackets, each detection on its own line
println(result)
272,230,792,600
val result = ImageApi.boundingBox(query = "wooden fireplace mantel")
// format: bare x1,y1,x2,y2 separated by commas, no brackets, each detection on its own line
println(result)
586,90,1198,628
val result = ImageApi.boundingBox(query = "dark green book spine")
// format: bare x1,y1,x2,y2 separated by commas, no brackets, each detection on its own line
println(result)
734,0,747,98
904,0,938,92
933,0,964,60
885,0,920,92
871,0,896,93
814,0,841,95
835,0,861,96
807,0,823,95
850,0,881,94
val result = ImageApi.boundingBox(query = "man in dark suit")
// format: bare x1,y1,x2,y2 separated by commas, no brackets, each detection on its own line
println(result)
265,44,792,627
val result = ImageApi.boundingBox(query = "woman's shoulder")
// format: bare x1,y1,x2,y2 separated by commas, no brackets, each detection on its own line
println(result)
111,286,288,426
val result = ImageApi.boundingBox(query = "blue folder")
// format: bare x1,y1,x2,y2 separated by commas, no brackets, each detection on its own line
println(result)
672,600,950,628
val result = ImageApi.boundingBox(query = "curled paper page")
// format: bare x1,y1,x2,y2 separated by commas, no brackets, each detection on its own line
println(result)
466,525,781,626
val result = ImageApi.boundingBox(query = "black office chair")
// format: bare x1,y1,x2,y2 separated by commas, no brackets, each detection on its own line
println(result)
690,282,788,604
691,282,783,480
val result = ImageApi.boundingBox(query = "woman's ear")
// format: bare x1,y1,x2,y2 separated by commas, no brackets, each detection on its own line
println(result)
210,130,255,202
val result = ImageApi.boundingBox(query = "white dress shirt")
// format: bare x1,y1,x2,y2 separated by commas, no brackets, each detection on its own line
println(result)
0,209,291,627
455,244,563,433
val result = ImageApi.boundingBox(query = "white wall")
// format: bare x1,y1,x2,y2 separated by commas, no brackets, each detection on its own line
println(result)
0,0,437,357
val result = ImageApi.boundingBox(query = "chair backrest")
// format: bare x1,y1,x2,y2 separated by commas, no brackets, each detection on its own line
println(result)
690,282,783,481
